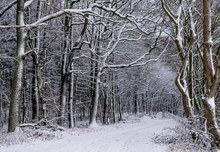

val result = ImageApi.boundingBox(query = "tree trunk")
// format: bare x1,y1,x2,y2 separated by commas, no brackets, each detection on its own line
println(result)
60,74,67,125
142,93,146,113
59,0,71,126
38,29,47,120
103,87,108,124
202,0,220,146
32,55,39,121
89,70,100,127
118,96,122,121
0,91,2,128
134,93,138,114
8,0,26,132
31,0,42,122
111,71,116,123
175,57,193,118
203,97,220,146
68,63,74,128
21,65,27,123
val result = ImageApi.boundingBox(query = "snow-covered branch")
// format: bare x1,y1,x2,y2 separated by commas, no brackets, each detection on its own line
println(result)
160,0,177,25
102,25,125,60
104,40,170,69
0,0,34,18
30,9,93,27
189,1,196,40
24,0,35,9
0,23,47,29
91,3,156,36
0,0,17,18
22,49,37,59
161,0,185,60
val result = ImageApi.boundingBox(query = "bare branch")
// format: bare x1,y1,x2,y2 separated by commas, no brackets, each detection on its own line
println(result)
0,0,34,18
24,0,35,9
22,49,37,59
30,9,93,27
0,23,47,29
160,0,177,25
0,0,17,18
104,40,170,69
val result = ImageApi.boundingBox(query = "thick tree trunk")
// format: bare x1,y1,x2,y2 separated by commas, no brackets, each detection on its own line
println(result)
202,0,220,146
89,70,100,127
21,65,27,123
188,50,194,106
89,53,95,119
60,74,67,125
8,0,26,132
32,56,39,121
38,29,47,120
68,64,74,128
134,93,138,114
175,85,193,118
89,32,101,127
59,0,71,126
133,86,139,114
145,91,149,114
103,88,108,124
118,96,122,121
142,93,146,113
111,72,116,123
0,91,2,128
31,0,42,122
203,97,220,146
89,53,97,125
175,58,193,118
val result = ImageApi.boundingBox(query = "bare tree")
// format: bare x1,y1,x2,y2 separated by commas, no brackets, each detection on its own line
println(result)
202,0,220,147
8,0,27,132
161,0,195,118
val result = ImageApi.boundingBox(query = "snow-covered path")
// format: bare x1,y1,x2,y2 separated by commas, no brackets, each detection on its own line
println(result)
0,116,176,152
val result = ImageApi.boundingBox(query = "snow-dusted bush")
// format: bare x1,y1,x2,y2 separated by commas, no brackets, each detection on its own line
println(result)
0,129,29,146
154,117,214,152
0,126,64,146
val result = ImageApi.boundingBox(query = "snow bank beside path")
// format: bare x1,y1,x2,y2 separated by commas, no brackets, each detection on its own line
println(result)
0,115,177,152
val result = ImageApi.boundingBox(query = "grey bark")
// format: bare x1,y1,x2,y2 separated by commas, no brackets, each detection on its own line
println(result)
8,0,26,132
202,0,220,147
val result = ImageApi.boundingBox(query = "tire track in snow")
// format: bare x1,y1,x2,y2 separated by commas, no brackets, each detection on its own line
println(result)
121,121,170,152
78,119,175,152
0,117,176,152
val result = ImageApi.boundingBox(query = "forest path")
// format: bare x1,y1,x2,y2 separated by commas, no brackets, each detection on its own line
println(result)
0,115,177,152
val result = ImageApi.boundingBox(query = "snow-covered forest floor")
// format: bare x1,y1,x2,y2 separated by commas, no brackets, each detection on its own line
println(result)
0,114,213,152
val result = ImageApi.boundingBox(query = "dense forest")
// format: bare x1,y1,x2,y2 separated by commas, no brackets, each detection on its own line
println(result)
1,0,220,149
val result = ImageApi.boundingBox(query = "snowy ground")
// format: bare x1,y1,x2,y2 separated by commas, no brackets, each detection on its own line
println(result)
0,114,177,152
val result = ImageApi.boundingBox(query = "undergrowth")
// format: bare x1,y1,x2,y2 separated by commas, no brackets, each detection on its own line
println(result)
153,116,215,152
